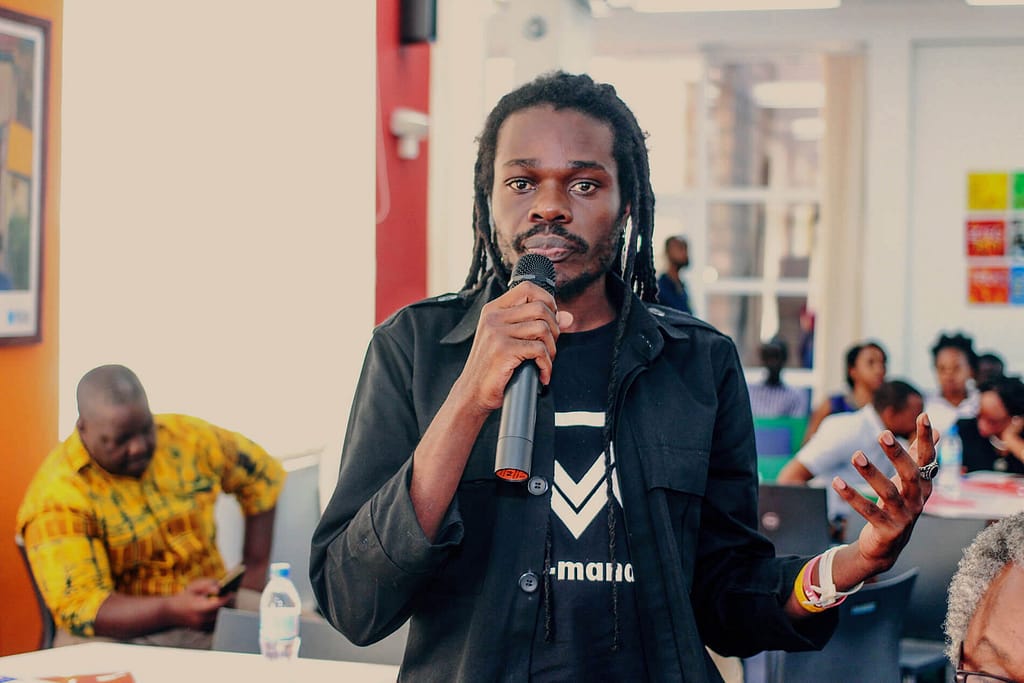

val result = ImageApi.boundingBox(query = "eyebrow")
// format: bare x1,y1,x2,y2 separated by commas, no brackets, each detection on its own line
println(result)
501,158,609,172
974,635,1012,663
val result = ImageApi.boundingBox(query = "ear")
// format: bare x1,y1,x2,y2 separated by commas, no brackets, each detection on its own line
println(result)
879,406,895,426
76,416,86,436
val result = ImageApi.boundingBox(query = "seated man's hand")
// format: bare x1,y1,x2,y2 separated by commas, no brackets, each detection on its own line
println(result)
1001,416,1024,464
168,578,231,631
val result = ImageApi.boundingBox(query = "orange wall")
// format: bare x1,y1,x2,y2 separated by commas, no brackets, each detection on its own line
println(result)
0,0,61,656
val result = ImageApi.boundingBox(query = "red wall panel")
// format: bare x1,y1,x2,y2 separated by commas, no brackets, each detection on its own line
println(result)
376,0,430,323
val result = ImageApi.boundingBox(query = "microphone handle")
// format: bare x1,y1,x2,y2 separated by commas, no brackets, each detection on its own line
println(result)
494,361,539,482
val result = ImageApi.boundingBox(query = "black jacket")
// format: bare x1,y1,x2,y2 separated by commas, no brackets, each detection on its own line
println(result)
310,276,836,682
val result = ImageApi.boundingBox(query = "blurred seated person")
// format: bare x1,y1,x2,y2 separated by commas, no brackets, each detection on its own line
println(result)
778,380,923,526
926,331,980,436
747,336,809,419
801,340,887,446
959,375,1024,475
975,351,1006,386
16,364,285,649
945,511,1024,682
656,234,692,314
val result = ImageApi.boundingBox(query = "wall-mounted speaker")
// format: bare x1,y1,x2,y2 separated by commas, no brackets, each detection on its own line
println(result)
400,0,436,44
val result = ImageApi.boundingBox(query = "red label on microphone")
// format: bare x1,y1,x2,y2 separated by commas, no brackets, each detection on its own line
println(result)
495,468,529,482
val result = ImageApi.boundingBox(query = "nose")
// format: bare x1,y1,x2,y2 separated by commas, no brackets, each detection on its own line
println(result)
529,182,572,225
127,434,149,457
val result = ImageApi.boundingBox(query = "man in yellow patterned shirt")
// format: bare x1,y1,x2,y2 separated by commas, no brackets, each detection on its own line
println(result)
17,364,286,648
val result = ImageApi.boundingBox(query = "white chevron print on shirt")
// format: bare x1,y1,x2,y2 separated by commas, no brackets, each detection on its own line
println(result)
551,411,622,540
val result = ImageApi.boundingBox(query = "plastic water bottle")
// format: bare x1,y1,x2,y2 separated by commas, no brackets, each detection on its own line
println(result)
937,424,963,498
259,562,301,662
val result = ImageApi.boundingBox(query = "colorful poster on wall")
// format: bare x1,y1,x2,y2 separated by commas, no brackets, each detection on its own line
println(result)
966,219,1006,256
1010,217,1024,260
965,171,1024,305
968,172,1009,211
1011,267,1024,305
968,266,1009,304
1014,172,1024,210
0,11,47,343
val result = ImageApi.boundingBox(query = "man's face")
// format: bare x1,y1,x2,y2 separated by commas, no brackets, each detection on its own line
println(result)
667,238,689,269
761,346,785,373
977,358,1004,386
78,401,157,478
977,390,1012,439
490,105,623,303
883,394,924,439
935,348,973,398
960,563,1024,681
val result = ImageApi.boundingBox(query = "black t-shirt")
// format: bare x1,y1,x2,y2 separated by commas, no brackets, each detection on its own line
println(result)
529,321,648,681
959,417,1024,475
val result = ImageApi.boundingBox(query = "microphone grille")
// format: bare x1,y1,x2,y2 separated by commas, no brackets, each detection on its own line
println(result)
509,254,556,296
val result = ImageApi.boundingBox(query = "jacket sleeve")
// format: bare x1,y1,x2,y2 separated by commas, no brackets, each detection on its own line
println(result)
692,336,837,656
309,319,464,645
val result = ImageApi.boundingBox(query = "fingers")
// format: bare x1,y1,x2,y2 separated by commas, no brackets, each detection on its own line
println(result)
911,412,938,467
476,283,564,386
1004,416,1024,440
188,578,221,596
832,475,886,525
844,450,900,511
836,419,933,532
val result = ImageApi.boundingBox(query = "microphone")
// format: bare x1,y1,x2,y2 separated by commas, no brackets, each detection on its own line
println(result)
494,253,557,482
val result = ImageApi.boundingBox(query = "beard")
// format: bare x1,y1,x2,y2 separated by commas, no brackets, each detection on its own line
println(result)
501,222,624,303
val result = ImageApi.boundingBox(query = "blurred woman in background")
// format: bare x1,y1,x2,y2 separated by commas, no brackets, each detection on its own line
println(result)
801,340,888,445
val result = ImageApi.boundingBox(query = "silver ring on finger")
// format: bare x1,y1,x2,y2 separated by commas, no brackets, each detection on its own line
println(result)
918,460,939,481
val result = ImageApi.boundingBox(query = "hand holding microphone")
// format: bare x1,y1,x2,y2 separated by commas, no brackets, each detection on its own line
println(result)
494,254,557,482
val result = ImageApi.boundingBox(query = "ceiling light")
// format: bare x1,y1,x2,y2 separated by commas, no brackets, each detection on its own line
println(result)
632,0,839,12
752,81,825,109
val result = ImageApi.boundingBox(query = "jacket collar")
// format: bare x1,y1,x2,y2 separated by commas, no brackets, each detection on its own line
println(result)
440,277,506,345
440,274,691,365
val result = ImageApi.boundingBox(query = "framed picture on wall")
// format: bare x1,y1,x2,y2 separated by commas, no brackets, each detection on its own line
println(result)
0,7,49,344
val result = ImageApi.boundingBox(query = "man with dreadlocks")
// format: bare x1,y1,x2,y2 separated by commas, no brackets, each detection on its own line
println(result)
310,71,937,681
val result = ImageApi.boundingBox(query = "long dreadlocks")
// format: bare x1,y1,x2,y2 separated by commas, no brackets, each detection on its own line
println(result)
463,71,661,649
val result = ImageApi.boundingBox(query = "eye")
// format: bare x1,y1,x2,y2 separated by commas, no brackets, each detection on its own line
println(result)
571,180,599,195
506,178,534,192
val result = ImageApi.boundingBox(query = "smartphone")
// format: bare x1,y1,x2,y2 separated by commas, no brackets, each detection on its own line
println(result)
217,564,246,596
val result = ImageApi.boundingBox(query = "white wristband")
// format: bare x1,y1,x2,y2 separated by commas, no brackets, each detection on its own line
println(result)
809,544,864,608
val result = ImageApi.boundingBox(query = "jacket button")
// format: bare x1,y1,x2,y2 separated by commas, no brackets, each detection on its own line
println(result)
527,476,549,495
519,572,539,593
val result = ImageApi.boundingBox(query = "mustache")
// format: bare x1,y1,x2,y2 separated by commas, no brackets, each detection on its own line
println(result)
511,223,589,253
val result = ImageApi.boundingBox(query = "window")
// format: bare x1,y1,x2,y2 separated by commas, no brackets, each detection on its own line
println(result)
591,51,825,382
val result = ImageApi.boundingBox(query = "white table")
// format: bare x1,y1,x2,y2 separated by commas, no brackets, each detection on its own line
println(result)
924,471,1024,520
0,642,399,682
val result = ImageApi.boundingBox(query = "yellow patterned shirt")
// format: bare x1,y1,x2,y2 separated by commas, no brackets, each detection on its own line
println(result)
16,414,286,637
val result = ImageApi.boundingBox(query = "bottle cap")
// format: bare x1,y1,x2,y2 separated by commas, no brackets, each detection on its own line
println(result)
270,561,291,579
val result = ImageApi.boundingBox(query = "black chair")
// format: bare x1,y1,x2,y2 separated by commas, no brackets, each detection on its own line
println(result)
14,533,56,649
761,568,919,683
212,606,407,666
883,513,986,642
757,483,832,557
899,638,949,683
